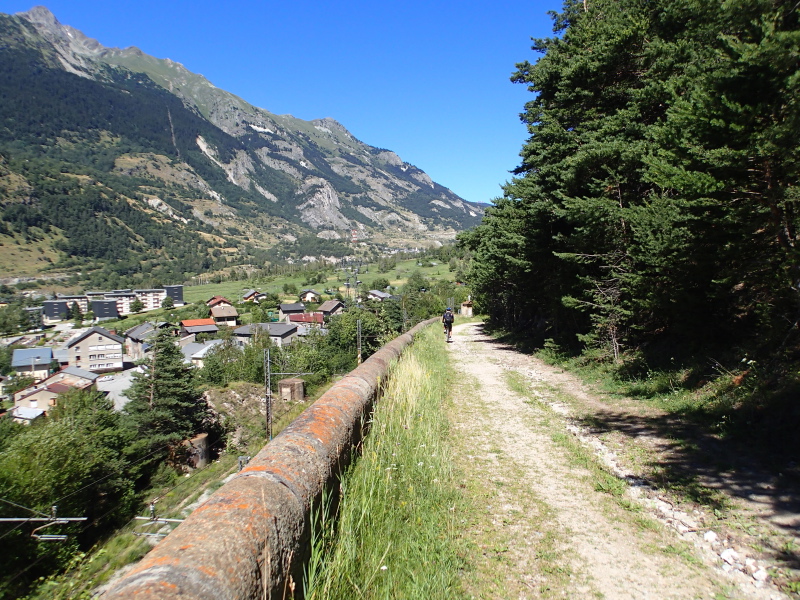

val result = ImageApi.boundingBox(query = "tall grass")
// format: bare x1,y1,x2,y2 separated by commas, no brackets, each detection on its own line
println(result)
305,325,466,599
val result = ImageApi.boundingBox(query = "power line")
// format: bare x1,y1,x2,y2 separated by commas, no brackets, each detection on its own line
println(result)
0,497,50,518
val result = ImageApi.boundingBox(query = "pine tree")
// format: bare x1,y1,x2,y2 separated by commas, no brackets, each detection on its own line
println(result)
69,301,83,325
123,329,214,460
461,0,800,360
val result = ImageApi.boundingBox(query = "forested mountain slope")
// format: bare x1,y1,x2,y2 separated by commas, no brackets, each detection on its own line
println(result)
0,6,485,287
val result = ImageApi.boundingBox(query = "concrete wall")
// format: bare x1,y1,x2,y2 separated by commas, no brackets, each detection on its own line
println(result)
100,318,436,600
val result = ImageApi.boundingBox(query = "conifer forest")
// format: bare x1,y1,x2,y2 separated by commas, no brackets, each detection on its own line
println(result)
461,0,800,369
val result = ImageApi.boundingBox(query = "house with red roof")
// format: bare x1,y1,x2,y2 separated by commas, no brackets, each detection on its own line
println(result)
180,318,219,338
12,366,99,418
206,296,233,308
288,312,324,327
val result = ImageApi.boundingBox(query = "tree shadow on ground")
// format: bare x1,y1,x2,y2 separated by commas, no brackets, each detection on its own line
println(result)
574,406,800,571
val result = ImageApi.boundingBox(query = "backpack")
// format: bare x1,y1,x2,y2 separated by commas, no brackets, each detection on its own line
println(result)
443,311,454,324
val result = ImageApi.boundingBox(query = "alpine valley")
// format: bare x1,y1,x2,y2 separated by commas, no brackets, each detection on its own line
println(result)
0,6,486,288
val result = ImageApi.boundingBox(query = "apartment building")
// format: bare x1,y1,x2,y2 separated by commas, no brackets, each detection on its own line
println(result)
66,326,125,372
42,300,70,323
105,291,137,315
133,289,167,311
43,286,185,322
91,299,120,321
57,295,89,314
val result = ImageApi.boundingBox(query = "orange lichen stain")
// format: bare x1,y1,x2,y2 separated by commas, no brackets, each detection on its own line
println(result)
198,565,218,577
242,465,268,472
150,556,182,565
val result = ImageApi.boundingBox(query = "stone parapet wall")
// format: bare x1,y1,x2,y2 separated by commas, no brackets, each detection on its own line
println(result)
100,318,437,600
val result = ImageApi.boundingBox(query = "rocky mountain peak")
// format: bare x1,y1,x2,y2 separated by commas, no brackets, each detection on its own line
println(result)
19,5,57,25
15,4,107,76
311,117,350,135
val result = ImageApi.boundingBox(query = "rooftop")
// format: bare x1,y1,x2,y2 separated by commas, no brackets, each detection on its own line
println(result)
279,303,305,312
181,318,216,327
234,323,298,337
318,300,344,312
11,348,53,368
210,305,239,318
66,326,125,348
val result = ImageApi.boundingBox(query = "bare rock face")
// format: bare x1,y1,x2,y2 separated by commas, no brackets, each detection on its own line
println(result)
376,151,404,167
296,178,350,229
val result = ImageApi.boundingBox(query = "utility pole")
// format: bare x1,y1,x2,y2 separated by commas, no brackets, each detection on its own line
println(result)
133,502,184,539
148,345,156,409
264,347,273,441
357,319,362,365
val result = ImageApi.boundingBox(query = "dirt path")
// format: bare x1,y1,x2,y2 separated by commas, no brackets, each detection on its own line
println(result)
446,322,791,600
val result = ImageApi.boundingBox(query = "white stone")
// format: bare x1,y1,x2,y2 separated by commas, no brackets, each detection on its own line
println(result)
752,568,769,582
703,530,718,543
720,548,740,565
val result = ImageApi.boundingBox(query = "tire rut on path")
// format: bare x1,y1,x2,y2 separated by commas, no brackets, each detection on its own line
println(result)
446,322,787,600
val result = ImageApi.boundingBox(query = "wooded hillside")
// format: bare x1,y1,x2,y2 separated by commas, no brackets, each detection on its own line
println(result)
461,0,800,369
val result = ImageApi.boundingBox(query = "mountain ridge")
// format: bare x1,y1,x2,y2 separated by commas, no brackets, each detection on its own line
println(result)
0,6,485,286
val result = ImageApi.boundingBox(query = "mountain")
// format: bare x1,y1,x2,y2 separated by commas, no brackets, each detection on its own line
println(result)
0,6,486,287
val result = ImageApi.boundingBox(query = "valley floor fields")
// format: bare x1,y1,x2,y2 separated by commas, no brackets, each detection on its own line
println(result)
447,322,796,599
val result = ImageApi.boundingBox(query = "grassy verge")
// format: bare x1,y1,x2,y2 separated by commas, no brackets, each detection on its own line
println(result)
533,339,800,472
304,325,467,599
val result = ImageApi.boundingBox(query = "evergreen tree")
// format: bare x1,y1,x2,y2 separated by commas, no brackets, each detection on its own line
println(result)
70,301,83,326
123,329,214,461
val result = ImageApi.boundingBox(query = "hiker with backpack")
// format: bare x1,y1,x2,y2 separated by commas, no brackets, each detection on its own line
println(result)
442,307,455,342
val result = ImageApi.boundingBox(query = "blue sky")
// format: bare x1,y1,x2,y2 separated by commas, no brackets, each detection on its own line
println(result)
1,1,563,205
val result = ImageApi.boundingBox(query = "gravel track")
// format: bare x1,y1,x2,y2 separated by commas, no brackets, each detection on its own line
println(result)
446,321,790,600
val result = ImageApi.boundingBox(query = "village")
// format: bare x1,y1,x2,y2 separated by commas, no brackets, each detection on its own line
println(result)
0,282,408,424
